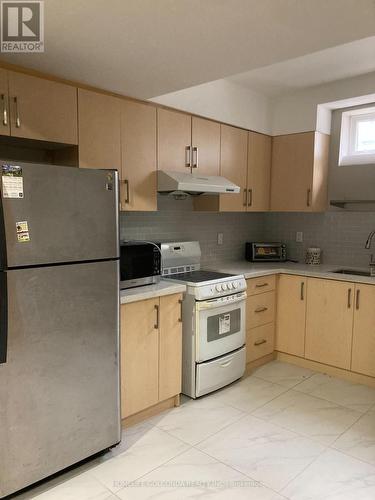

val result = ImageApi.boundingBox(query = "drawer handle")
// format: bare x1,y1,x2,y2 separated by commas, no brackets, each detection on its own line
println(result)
1,94,7,126
254,339,267,346
243,188,247,207
300,281,305,301
124,179,130,204
255,306,268,313
255,283,268,288
347,288,352,309
356,289,360,310
14,96,21,128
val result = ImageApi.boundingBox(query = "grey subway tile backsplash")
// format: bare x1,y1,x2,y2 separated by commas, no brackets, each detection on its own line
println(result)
120,195,375,268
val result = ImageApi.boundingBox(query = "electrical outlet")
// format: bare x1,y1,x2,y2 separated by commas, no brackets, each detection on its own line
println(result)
296,231,303,243
217,233,224,245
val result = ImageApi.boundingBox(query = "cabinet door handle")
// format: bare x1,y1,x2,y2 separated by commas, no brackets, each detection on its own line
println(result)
192,147,198,168
185,146,191,168
356,289,360,310
347,288,352,309
255,283,268,288
254,339,267,346
178,299,183,323
1,94,7,126
243,188,247,207
247,188,253,207
13,97,20,128
306,188,311,207
300,281,305,301
124,179,130,204
255,306,268,313
154,304,159,329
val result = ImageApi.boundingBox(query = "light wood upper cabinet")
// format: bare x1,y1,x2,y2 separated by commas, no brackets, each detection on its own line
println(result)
78,89,122,170
191,117,220,175
351,284,375,377
157,108,191,173
276,275,307,357
219,124,248,212
270,131,329,212
121,298,159,419
159,294,183,401
305,278,354,369
0,69,10,136
121,100,157,211
8,71,78,144
247,132,271,211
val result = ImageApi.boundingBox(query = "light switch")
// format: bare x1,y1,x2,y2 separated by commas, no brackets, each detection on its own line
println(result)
217,233,224,245
296,232,303,242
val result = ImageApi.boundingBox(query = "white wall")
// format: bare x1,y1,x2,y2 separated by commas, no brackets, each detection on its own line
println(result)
150,79,272,135
271,71,375,135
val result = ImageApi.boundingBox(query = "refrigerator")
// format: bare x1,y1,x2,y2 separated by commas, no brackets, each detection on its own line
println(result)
0,161,121,498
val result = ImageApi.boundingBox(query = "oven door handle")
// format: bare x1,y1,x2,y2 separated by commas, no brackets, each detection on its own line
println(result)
196,293,247,310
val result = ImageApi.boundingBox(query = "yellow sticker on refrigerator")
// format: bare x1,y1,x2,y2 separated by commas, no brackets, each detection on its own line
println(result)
16,221,30,242
2,165,24,199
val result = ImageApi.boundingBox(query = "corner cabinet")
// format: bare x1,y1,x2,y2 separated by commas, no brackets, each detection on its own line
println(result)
120,293,182,420
305,278,354,370
270,131,329,212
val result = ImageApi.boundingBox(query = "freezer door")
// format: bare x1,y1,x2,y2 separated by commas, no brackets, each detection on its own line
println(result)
0,260,120,498
0,161,119,269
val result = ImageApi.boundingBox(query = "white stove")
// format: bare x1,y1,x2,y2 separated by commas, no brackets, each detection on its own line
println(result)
161,241,247,399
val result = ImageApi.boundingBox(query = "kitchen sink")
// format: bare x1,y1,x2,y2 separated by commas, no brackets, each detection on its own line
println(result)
333,269,373,277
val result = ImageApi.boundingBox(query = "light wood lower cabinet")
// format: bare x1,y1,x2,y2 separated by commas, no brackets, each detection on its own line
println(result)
159,294,183,401
246,323,274,363
121,293,182,419
276,275,307,357
351,284,375,377
305,278,354,370
246,276,276,362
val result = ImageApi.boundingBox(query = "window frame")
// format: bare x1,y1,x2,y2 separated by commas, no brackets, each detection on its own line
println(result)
339,106,375,166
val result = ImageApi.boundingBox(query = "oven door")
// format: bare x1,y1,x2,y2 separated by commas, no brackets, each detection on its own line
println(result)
195,292,246,363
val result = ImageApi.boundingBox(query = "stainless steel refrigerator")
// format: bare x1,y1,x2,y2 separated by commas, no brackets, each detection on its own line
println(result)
0,161,121,498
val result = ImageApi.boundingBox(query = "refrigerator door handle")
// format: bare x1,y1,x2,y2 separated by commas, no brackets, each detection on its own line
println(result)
0,271,8,364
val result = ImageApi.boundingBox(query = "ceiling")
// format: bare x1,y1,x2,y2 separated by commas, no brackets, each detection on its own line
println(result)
226,37,375,96
1,0,375,99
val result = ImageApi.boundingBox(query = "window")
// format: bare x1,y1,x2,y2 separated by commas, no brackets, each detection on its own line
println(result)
339,106,375,166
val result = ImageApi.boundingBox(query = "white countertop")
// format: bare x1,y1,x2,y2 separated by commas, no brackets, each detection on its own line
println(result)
120,262,375,304
120,281,186,304
211,261,375,285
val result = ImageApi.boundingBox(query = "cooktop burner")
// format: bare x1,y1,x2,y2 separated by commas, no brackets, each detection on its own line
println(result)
166,270,235,283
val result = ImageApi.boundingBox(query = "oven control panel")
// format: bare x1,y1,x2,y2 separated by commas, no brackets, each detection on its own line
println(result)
194,277,247,301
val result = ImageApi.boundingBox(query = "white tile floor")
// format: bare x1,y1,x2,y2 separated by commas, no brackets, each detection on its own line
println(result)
14,361,375,500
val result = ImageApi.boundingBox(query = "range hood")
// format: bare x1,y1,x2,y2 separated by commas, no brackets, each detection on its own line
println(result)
157,171,240,196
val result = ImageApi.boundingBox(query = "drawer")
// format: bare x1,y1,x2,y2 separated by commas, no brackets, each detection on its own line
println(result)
246,275,276,296
195,346,246,397
246,323,275,363
247,291,275,328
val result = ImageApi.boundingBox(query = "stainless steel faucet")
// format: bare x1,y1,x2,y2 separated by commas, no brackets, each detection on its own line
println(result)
365,231,375,276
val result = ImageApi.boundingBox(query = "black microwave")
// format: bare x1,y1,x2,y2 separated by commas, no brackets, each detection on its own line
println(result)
246,242,287,262
120,241,161,289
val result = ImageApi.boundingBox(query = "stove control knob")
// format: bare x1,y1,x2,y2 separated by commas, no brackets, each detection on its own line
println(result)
222,283,228,290
227,282,233,290
215,284,222,292
233,282,238,289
